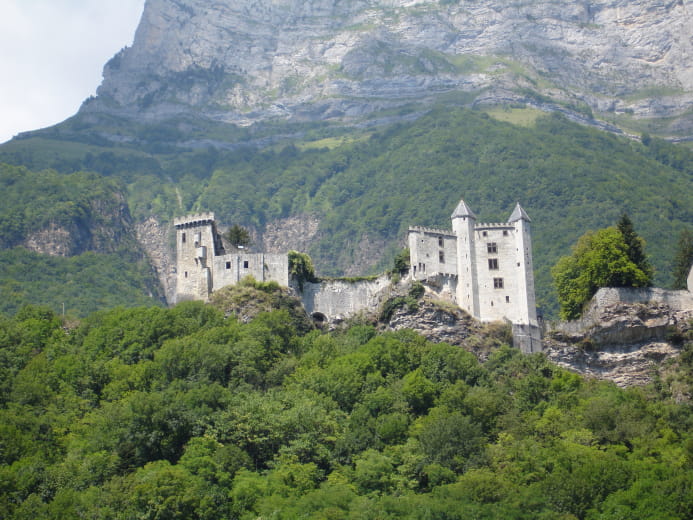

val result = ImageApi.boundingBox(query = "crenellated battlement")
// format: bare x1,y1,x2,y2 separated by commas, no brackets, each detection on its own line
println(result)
174,213,215,228
408,226,455,237
408,199,539,350
474,223,515,230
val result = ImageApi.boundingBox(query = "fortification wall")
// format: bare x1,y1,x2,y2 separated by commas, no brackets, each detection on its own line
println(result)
211,253,289,289
590,287,693,312
300,275,391,322
551,286,693,338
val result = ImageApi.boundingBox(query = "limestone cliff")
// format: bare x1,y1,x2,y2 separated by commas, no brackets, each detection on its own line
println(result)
22,190,137,257
544,289,693,388
86,0,693,138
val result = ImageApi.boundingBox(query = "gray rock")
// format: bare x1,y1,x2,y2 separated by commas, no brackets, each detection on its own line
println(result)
85,0,693,136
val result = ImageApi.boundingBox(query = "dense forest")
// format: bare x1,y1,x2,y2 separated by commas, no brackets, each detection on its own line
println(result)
1,106,692,316
0,164,162,315
1,281,692,519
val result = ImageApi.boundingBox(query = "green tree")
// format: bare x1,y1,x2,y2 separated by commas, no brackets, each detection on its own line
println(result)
617,213,653,283
672,228,693,289
288,250,318,290
225,224,253,248
552,227,652,320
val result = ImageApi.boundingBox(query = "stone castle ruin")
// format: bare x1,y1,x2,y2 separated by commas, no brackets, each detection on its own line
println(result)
174,199,542,352
174,213,288,302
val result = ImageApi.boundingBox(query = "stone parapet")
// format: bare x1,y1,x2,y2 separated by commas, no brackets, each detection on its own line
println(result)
408,226,455,236
474,223,515,230
174,213,215,228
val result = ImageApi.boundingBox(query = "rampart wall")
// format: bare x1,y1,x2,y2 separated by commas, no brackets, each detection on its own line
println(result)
300,276,392,323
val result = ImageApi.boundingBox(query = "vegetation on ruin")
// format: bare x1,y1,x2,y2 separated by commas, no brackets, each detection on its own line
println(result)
0,301,692,519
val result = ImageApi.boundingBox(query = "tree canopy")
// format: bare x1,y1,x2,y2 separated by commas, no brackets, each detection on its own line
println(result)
224,224,252,249
0,301,691,519
672,228,693,289
552,226,653,320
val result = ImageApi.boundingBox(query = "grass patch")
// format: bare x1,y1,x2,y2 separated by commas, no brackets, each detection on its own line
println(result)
485,106,544,127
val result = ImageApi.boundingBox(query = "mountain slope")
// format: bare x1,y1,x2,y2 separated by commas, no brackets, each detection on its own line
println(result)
2,107,691,316
83,0,693,139
1,1,693,316
0,164,163,315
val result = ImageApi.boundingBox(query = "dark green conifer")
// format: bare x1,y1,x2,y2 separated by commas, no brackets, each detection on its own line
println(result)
617,213,653,285
672,228,693,289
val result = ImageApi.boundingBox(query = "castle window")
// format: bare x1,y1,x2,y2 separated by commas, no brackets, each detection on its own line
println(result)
503,230,509,236
494,278,504,289
243,260,249,269
184,271,188,278
506,296,510,303
226,261,231,269
487,242,497,254
182,233,186,243
439,251,445,263
438,237,444,247
488,258,499,270
482,231,487,237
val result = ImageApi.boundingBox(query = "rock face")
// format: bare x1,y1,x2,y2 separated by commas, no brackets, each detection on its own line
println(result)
87,0,693,136
544,297,693,387
135,217,177,304
22,191,136,257
383,297,482,348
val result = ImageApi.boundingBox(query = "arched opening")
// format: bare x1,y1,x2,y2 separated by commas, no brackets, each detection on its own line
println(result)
311,312,328,327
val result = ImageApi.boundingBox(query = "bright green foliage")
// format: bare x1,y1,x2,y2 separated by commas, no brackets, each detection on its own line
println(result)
672,228,693,289
288,250,319,290
552,227,653,320
1,302,692,519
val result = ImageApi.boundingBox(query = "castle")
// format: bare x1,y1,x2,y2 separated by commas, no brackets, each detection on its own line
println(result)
408,200,537,324
174,199,541,351
174,213,288,302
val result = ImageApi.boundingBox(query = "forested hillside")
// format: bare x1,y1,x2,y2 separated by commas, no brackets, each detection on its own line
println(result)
2,107,691,316
1,294,691,519
0,164,162,315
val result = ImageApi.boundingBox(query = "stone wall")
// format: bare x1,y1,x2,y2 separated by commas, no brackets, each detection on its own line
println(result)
549,286,693,342
300,276,392,323
589,287,693,313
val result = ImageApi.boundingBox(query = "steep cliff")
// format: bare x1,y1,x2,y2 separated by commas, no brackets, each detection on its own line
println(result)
86,0,693,138
544,289,693,387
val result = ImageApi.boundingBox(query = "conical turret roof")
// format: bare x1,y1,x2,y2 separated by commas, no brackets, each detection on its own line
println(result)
451,199,477,219
508,203,531,223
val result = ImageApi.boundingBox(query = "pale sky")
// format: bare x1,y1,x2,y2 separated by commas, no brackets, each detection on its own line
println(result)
0,0,145,144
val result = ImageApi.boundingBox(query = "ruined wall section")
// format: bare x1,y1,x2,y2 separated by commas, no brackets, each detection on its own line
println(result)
300,276,392,323
212,253,289,288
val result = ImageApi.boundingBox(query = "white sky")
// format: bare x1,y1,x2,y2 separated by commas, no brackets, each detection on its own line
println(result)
0,0,145,144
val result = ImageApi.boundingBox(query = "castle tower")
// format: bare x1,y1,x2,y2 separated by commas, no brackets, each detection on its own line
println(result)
174,213,221,302
451,199,480,317
508,203,538,327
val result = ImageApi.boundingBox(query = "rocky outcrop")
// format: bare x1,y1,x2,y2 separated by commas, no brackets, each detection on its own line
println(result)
135,217,177,304
262,214,320,255
544,294,693,387
383,297,482,348
85,0,693,138
23,192,136,257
